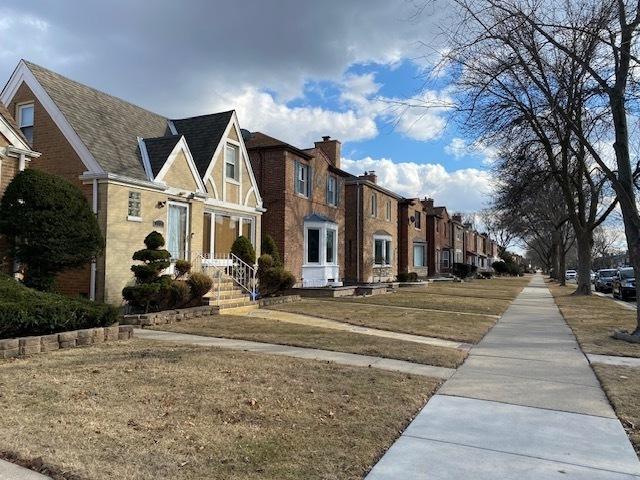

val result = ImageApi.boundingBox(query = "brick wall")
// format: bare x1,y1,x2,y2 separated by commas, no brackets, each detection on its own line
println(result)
426,207,452,275
398,199,428,277
0,133,17,274
7,83,92,297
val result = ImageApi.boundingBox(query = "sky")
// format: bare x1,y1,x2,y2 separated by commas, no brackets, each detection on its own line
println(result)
0,0,495,213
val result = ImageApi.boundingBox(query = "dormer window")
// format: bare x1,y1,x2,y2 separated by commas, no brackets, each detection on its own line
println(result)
17,103,34,145
225,143,239,181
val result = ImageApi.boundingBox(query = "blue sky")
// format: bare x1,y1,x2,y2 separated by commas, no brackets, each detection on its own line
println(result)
0,0,494,212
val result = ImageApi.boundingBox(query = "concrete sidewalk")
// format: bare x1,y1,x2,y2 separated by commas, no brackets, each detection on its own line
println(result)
0,459,50,480
136,329,455,379
367,275,640,479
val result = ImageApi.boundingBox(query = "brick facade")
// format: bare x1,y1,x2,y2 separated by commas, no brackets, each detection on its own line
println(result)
425,199,452,276
344,174,399,283
398,198,429,277
248,136,346,286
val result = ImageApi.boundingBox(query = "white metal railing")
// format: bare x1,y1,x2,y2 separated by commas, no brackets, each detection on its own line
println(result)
193,253,257,300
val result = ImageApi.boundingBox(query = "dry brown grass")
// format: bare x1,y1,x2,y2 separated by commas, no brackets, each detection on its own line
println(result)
150,315,466,368
548,283,640,357
593,364,640,453
270,300,496,343
0,340,439,480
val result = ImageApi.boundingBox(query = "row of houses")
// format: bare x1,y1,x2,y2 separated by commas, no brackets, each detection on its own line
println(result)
0,60,500,305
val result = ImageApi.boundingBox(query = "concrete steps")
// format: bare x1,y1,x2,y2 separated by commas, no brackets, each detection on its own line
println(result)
203,275,256,312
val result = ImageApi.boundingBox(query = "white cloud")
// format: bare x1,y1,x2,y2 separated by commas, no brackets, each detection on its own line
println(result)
445,137,498,164
209,87,378,146
342,156,494,212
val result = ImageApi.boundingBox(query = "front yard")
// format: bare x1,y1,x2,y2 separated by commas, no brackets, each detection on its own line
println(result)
151,315,466,368
0,340,439,480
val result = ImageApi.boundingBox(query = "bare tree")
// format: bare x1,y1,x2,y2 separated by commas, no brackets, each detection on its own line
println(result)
478,208,517,255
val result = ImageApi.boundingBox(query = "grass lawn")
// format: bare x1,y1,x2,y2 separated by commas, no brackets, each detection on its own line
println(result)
548,282,640,357
149,315,466,368
593,364,640,454
0,340,439,480
269,300,497,343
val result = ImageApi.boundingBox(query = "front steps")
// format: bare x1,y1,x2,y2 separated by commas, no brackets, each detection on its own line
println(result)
203,276,258,312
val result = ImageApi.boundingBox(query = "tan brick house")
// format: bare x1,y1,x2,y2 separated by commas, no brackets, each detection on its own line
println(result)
0,103,40,273
1,60,263,304
247,133,349,287
398,198,428,278
424,198,452,276
344,171,400,283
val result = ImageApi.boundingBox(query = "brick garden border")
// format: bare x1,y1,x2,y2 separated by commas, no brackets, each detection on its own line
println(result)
122,305,220,326
259,295,301,307
0,325,134,359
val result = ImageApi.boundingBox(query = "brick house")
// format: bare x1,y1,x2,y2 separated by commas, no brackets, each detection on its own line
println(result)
344,171,400,283
246,133,350,287
1,60,263,304
450,213,465,266
398,198,428,278
0,103,40,274
424,198,452,276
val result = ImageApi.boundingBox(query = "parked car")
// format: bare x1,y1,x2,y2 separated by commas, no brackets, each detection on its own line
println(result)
594,269,617,293
612,267,636,300
590,271,596,283
565,270,577,280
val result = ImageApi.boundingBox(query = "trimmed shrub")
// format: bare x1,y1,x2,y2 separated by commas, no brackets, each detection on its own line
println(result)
168,280,191,307
257,254,295,296
492,261,509,275
231,235,256,265
174,260,192,279
0,169,104,291
397,272,419,282
261,234,282,266
0,274,117,339
187,272,213,300
452,262,477,279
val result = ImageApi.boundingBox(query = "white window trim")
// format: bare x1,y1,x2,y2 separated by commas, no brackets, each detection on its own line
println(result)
296,161,311,198
326,175,338,207
371,193,378,217
373,234,392,266
127,215,142,222
414,211,422,230
204,210,256,257
386,201,391,221
224,142,240,184
17,102,34,128
413,244,426,267
303,221,338,267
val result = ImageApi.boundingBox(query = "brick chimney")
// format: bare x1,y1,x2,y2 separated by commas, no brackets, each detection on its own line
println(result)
314,135,341,168
360,170,377,184
452,213,463,223
423,197,434,211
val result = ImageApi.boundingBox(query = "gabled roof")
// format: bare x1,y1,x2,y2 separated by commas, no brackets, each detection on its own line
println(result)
0,102,29,145
142,135,181,178
170,111,234,177
23,61,169,180
304,213,337,224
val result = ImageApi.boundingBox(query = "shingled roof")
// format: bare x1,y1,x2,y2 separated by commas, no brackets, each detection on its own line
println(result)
244,131,313,159
24,61,171,180
142,135,181,178
170,111,234,177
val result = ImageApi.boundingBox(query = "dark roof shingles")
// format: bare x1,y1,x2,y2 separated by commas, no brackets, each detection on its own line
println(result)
143,135,181,178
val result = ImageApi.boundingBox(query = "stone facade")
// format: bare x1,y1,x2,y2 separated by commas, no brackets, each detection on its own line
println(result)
398,198,429,277
344,173,399,283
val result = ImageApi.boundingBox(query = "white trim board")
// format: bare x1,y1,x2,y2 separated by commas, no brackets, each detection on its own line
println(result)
0,60,104,174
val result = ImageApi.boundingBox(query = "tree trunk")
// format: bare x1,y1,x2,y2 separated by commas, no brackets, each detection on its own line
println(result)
574,231,593,295
558,243,566,287
550,230,561,281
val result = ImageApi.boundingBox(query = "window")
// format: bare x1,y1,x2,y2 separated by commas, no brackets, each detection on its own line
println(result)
374,236,392,265
326,229,336,264
386,201,391,221
413,244,425,267
442,250,450,268
326,175,337,206
167,203,189,260
203,213,255,256
307,228,320,263
371,193,378,217
225,143,239,181
415,211,422,229
127,191,141,219
17,103,34,145
295,161,311,197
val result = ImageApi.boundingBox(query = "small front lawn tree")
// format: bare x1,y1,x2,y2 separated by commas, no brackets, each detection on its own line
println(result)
0,169,104,291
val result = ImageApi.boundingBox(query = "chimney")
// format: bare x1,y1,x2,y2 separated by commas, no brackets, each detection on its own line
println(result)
360,170,377,184
423,197,434,211
314,135,342,169
452,213,463,223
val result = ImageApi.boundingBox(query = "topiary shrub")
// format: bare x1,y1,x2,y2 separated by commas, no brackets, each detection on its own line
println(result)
231,235,256,265
452,262,477,279
122,231,172,312
0,169,105,291
174,259,192,279
492,261,508,275
187,272,213,300
257,254,295,296
0,274,117,339
261,234,282,266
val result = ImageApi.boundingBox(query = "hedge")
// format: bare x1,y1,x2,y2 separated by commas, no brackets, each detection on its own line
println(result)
0,274,118,339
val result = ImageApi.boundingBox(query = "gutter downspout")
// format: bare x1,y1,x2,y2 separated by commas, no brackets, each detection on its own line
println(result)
90,178,98,301
18,153,27,171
